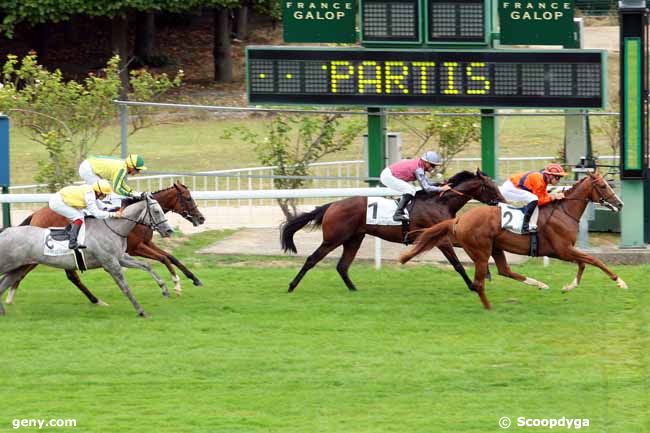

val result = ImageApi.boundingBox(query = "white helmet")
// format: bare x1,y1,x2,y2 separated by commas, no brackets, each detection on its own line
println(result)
421,151,442,165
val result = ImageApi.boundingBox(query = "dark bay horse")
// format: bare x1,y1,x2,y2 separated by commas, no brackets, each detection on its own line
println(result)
399,171,626,309
281,169,505,292
6,181,205,306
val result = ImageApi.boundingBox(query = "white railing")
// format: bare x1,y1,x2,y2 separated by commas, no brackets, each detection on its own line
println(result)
6,155,621,211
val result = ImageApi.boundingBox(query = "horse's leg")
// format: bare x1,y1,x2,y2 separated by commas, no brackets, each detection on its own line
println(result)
118,255,170,297
437,242,474,292
336,234,365,292
472,258,492,310
561,262,586,292
64,270,109,306
103,259,147,317
130,242,180,295
492,249,549,290
5,264,37,304
288,242,340,293
559,248,626,289
146,241,202,289
0,270,28,315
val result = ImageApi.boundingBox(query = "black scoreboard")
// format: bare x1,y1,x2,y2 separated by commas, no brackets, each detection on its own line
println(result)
247,47,606,108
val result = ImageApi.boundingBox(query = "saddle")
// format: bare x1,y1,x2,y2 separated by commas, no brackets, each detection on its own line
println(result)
43,225,88,271
49,225,72,241
497,203,540,256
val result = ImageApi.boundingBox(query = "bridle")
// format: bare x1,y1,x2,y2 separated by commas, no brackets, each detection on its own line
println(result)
552,175,620,222
173,186,201,222
103,197,169,238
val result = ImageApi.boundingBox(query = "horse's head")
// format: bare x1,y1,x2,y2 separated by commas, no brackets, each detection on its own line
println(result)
141,194,175,237
153,181,205,227
448,169,505,205
587,171,624,212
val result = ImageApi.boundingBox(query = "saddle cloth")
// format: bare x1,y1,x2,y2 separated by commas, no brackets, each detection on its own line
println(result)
43,224,86,256
366,197,409,226
498,203,539,235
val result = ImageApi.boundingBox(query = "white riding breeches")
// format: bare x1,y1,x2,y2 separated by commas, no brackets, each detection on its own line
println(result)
380,168,416,196
500,180,538,204
49,193,84,222
79,160,101,185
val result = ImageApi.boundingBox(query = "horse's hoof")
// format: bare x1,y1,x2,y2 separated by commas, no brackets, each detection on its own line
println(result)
193,279,203,287
538,283,550,290
174,290,183,297
95,300,110,307
616,277,628,289
138,311,149,318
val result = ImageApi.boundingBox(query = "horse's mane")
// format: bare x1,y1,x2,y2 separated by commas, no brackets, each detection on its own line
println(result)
446,170,476,186
560,175,590,197
151,184,177,195
414,170,476,200
121,196,144,209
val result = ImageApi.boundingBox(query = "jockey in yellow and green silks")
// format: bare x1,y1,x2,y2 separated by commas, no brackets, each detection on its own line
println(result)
78,154,147,197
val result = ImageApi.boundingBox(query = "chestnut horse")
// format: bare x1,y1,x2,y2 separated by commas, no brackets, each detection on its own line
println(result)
6,181,206,306
399,171,626,309
281,169,505,292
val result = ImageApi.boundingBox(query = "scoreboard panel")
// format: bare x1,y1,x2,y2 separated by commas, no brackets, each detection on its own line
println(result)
247,47,606,108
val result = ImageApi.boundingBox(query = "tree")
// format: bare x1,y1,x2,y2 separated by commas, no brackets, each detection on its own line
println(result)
395,109,480,174
0,53,182,191
224,114,364,218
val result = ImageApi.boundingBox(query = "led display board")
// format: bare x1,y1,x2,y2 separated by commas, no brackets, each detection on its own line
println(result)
247,47,606,108
427,0,487,43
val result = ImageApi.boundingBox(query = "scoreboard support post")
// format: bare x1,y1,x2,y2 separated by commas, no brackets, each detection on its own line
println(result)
481,109,498,179
619,0,648,248
367,107,387,186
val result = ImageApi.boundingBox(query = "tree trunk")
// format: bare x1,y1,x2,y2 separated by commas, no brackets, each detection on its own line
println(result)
135,11,156,63
63,18,79,46
213,8,233,82
111,14,130,98
233,5,248,40
30,23,47,58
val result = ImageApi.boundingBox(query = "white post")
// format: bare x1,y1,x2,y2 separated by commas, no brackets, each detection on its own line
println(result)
374,236,382,269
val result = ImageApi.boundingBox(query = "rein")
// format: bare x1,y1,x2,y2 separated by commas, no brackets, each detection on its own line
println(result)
103,200,168,238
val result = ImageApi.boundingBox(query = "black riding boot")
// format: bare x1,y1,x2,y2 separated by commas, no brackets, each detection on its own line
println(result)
393,194,414,222
521,200,538,233
68,223,86,250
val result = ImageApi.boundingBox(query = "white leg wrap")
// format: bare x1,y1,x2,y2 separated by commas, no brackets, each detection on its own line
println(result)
5,288,16,304
173,275,182,295
562,278,579,292
524,277,549,290
616,277,628,289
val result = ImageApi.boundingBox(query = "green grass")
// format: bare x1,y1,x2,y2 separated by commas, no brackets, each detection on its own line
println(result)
1,231,648,433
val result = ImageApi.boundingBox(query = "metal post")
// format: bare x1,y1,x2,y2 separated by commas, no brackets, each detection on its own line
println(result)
119,103,129,159
367,107,386,186
0,116,10,227
481,109,499,179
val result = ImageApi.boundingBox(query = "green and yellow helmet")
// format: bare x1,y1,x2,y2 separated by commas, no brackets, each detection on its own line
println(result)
93,179,113,195
126,154,147,171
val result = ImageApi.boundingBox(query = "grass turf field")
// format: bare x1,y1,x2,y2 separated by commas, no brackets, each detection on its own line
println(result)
1,231,648,433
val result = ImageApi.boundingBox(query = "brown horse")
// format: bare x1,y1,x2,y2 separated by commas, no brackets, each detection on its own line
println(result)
399,171,626,309
281,169,505,292
6,181,206,305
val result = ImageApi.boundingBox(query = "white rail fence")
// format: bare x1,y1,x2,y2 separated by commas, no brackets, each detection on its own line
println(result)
6,156,620,212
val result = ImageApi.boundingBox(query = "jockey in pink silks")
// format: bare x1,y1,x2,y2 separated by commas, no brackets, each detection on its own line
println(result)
379,151,450,222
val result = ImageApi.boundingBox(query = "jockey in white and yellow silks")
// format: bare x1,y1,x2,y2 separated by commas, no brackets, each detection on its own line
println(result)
49,180,123,249
78,154,147,197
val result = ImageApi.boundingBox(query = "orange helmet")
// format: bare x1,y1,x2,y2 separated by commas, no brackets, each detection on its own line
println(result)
543,163,568,177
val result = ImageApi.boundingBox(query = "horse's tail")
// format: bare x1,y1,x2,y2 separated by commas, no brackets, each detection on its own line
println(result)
19,215,33,226
399,219,455,264
280,203,332,254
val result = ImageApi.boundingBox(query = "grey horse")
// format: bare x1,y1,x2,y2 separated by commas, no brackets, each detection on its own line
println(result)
0,195,174,317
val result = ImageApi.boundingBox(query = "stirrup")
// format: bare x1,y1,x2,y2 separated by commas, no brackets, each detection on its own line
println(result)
393,213,407,222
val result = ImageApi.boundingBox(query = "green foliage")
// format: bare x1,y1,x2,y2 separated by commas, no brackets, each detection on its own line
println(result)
397,109,480,174
225,114,364,217
252,0,281,20
0,53,181,191
0,0,242,37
